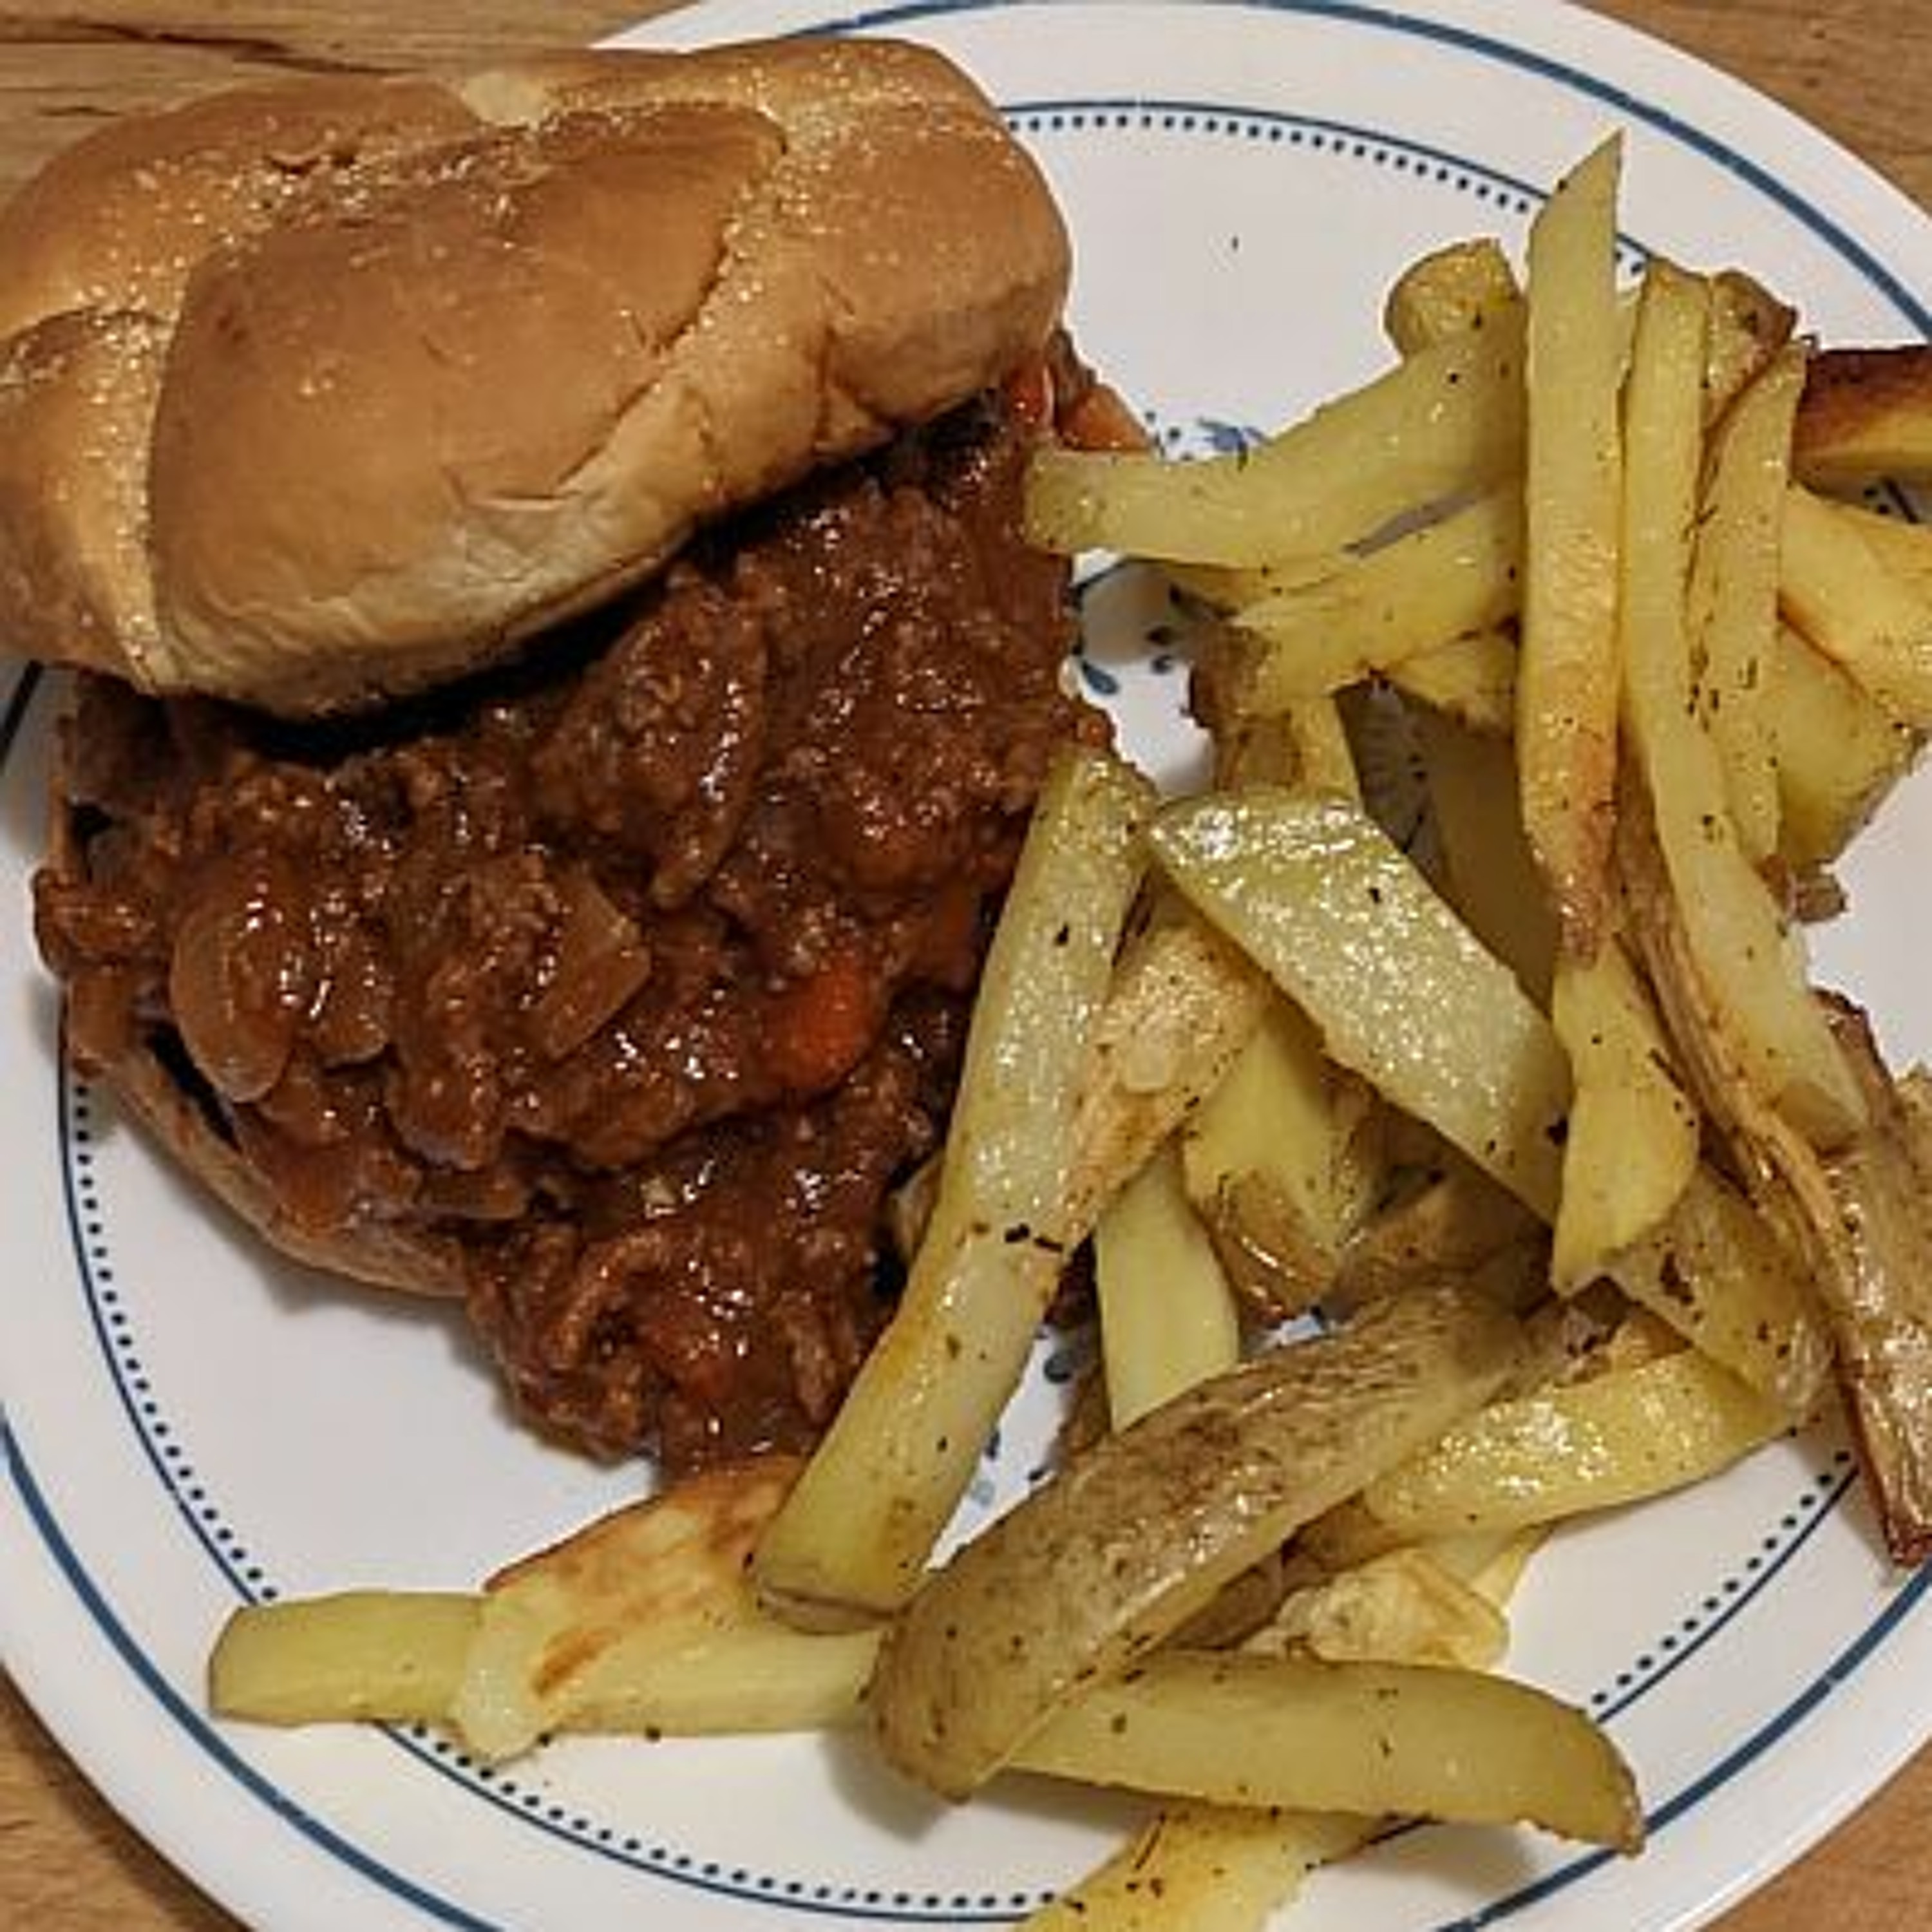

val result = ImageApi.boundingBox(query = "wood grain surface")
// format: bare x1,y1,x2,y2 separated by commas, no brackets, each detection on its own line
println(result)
3,2,1930,1928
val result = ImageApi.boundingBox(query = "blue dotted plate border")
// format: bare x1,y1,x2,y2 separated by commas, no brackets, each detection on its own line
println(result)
3,10,1931,1925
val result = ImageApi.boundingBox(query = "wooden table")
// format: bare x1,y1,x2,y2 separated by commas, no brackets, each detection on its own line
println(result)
2,1,1929,1926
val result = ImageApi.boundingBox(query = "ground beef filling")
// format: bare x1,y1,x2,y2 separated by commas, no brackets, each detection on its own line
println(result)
35,393,1095,1473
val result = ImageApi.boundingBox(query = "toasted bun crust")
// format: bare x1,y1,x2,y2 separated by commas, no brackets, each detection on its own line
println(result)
108,1043,469,1296
0,41,1069,715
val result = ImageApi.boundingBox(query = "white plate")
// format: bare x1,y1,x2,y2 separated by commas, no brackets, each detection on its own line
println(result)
5,3,1931,1928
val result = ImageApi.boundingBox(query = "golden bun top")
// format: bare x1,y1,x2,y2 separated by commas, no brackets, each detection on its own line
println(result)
0,41,1070,715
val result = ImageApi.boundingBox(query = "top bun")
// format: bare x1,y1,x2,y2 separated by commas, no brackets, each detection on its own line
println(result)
0,41,1070,715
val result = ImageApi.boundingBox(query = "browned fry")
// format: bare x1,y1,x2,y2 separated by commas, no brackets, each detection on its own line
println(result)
1620,798,1932,1564
1331,1153,1545,1314
1182,996,1382,1324
1621,268,1865,1147
1794,345,1932,490
1803,1007,1932,1563
1213,691,1361,799
1609,1164,1833,1421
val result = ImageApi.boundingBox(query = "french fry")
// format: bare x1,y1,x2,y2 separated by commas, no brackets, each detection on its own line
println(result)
1797,1006,1932,1564
1620,266,1866,1148
1794,343,1932,489
1180,997,1379,1320
1548,941,1700,1293
1041,1309,1497,1932
1015,1652,1642,1853
1619,800,1932,1564
213,1464,882,1755
1278,697,1368,800
1609,1162,1832,1421
1385,236,1522,354
457,1460,874,1756
1220,602,1521,743
1021,1806,1370,1932
1227,487,1523,708
1275,1513,1548,1631
1829,494,1932,600
1166,550,1340,619
1221,603,1522,743
1095,1145,1242,1426
1460,1528,1549,1611
1504,1283,1640,1396
885,1152,944,1264
1077,1048,1364,1932
869,1285,1521,1797
1151,790,1571,1218
1690,346,1806,864
1293,1498,1407,1577
1331,1151,1544,1312
1207,684,1361,798
1258,1545,1509,1671
1023,308,1526,567
484,1618,873,1746
1184,546,1520,739
1898,1066,1932,1157
756,747,1154,1629
1585,1308,1689,1378
1063,905,1269,1234
1779,483,1932,724
1415,706,1554,1003
1515,142,1671,1294
1360,1348,1785,1539
1340,682,1434,855
1389,624,1519,736
1479,1291,1651,1399
1704,269,1797,426
1518,135,1625,958
211,1592,478,1727
1764,619,1918,875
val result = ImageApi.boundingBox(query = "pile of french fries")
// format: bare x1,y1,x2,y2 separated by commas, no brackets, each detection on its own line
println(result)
208,137,1932,1929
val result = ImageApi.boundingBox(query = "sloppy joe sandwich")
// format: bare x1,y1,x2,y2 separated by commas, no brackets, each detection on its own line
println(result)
12,39,1123,1472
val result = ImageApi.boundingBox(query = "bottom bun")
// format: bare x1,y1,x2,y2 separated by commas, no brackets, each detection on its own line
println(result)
46,763,465,1301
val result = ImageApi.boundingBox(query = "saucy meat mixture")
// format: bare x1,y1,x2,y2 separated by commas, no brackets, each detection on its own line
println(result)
35,387,1101,1473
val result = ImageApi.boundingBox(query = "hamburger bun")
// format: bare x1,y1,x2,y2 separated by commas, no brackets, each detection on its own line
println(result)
24,41,1104,1466
0,40,1069,715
